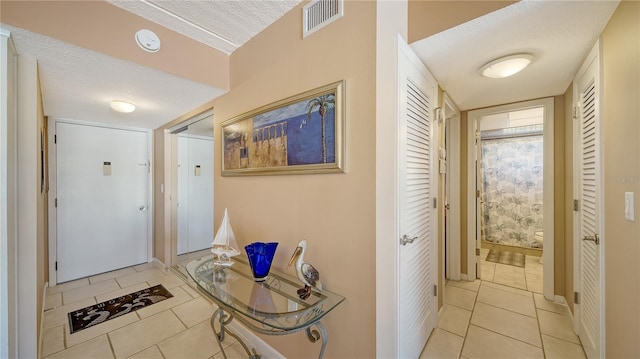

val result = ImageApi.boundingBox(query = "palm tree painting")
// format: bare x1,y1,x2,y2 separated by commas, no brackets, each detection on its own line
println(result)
221,81,343,175
302,93,335,164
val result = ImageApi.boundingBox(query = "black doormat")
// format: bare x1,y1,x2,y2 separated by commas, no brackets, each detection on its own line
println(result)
68,284,173,334
486,249,526,268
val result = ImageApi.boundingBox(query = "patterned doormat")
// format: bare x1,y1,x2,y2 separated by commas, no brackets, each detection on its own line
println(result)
485,249,526,268
68,284,173,334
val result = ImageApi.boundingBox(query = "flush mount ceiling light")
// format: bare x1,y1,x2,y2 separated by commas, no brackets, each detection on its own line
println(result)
135,29,161,53
110,100,136,113
480,54,534,79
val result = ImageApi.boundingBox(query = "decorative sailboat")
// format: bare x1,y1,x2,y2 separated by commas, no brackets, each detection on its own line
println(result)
211,208,240,267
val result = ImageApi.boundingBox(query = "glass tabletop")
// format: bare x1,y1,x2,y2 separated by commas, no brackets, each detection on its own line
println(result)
186,255,345,331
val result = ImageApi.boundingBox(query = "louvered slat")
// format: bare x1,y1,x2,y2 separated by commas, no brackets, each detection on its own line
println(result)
402,77,433,337
580,78,599,344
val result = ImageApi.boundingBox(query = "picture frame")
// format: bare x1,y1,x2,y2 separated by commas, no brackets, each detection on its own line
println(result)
221,80,345,176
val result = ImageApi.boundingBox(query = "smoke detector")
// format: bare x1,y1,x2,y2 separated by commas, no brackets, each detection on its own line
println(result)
135,29,161,53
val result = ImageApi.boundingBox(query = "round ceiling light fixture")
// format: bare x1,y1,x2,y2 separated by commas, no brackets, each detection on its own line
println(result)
110,100,136,113
135,29,161,53
480,54,534,79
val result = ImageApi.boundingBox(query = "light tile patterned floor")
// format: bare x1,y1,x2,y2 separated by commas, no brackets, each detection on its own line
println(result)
420,270,586,358
41,250,246,359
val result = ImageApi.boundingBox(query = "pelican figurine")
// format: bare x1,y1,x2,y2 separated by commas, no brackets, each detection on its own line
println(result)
287,240,322,300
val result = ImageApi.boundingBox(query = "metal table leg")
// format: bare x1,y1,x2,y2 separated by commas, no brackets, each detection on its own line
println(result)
306,321,328,359
210,307,261,359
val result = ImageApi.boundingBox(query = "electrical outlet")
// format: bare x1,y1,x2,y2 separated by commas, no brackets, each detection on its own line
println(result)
625,192,635,221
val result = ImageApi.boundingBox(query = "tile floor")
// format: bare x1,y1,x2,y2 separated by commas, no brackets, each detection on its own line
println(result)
43,249,580,359
41,253,249,359
420,274,586,358
479,248,544,294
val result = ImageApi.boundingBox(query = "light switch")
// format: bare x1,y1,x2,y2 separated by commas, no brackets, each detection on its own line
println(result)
625,192,635,221
194,165,201,176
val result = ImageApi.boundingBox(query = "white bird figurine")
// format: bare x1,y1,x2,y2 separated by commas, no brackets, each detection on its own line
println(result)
287,240,322,300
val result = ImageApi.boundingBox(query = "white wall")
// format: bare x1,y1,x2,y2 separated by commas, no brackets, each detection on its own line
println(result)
0,29,18,359
16,54,40,359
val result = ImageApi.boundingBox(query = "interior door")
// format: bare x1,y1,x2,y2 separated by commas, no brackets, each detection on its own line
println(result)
574,44,603,359
185,136,214,252
175,115,214,256
398,40,438,358
56,122,149,283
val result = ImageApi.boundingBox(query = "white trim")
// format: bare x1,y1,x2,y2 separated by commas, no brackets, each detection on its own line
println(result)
47,118,154,285
467,98,554,300
443,93,461,281
460,273,469,281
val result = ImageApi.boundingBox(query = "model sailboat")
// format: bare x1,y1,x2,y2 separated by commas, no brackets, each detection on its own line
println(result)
211,208,240,267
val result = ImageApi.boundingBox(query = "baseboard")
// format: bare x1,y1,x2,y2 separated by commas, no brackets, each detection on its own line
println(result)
460,274,469,281
226,321,285,359
151,257,165,269
38,281,49,359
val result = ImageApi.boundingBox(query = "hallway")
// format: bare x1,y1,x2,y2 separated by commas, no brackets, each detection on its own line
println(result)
421,278,585,358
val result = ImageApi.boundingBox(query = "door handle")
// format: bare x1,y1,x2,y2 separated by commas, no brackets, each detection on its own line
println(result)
401,234,418,246
139,206,147,211
582,234,600,245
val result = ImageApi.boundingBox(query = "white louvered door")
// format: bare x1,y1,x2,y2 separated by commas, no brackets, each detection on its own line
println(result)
574,43,603,359
398,40,438,358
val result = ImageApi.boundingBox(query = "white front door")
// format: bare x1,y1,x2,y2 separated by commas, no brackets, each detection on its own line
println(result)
398,39,438,358
574,43,603,359
56,122,149,283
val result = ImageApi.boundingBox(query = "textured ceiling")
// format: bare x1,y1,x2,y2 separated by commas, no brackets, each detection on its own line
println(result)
411,0,620,111
5,25,225,129
107,0,302,54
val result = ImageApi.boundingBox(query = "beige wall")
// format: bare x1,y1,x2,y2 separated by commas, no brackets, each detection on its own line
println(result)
407,0,517,43
0,1,229,90
459,96,568,297
209,2,376,357
16,54,47,358
601,2,640,357
563,84,574,313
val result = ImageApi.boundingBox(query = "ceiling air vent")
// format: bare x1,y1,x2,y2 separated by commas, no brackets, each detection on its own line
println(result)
303,0,344,38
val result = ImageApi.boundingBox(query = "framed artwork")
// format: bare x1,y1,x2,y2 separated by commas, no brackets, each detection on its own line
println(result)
221,80,345,176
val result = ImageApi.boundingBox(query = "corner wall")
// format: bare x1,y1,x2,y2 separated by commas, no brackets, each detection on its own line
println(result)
212,2,377,357
16,54,47,358
600,2,640,357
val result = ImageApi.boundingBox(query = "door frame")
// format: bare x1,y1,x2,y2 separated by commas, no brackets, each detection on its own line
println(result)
572,41,605,358
466,98,555,300
443,93,461,281
47,118,153,285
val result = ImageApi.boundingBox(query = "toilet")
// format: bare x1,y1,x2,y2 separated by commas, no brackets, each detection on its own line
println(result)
534,231,544,263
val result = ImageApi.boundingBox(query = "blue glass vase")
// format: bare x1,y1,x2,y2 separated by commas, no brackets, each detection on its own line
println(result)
244,242,278,282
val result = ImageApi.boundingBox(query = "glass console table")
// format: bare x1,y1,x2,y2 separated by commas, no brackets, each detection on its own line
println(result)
186,255,345,359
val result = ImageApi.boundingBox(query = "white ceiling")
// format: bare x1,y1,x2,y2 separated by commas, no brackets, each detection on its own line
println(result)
1,1,300,130
3,24,225,130
107,0,302,54
411,0,620,111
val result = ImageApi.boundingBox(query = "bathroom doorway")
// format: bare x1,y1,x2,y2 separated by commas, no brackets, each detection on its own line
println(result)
467,98,554,300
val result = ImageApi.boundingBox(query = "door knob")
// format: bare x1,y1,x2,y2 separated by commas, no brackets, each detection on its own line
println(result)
139,206,147,211
582,234,599,245
401,234,418,245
